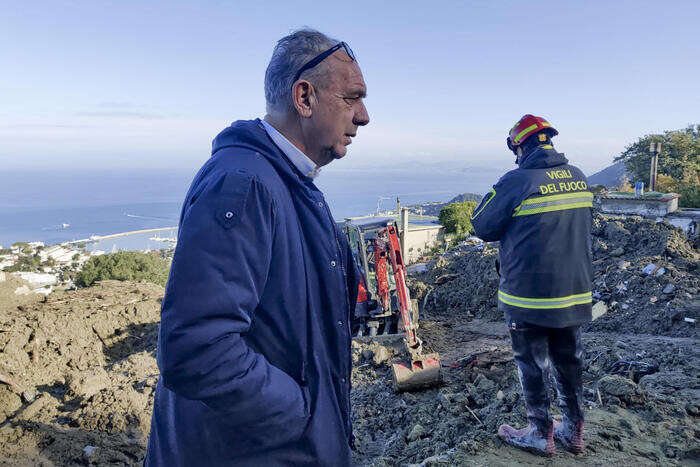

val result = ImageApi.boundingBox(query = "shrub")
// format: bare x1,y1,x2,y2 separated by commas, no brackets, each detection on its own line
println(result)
5,254,41,272
75,251,171,287
439,201,477,237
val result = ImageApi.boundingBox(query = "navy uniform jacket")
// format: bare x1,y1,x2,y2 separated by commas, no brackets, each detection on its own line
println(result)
471,146,593,328
146,119,360,466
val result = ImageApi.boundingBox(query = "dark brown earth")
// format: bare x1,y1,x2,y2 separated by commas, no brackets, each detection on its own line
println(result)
0,213,697,465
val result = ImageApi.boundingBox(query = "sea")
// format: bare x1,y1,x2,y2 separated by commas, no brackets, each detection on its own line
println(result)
0,166,503,251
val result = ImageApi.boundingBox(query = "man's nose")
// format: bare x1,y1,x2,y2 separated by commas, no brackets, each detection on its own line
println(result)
353,101,370,126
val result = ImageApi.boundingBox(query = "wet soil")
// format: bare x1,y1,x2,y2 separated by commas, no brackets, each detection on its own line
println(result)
0,212,697,465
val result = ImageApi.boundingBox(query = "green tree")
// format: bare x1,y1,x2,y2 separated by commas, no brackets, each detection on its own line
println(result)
614,125,699,207
438,201,477,237
614,125,699,186
75,251,171,287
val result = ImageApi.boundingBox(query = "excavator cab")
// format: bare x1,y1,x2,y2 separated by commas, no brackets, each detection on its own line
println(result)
345,217,417,337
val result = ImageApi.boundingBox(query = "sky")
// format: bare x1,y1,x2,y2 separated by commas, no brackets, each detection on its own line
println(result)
1,0,698,175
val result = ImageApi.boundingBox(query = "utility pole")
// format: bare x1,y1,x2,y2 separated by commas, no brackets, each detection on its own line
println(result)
649,142,662,192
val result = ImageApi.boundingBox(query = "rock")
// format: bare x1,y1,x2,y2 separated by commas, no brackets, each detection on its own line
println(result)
407,424,426,442
83,445,97,457
618,260,631,270
372,346,390,366
0,387,22,422
662,284,675,294
16,394,48,420
621,303,630,310
654,267,666,277
67,367,110,400
592,302,608,321
21,389,36,403
598,375,646,405
642,264,657,275
610,247,624,257
361,349,374,361
496,390,504,400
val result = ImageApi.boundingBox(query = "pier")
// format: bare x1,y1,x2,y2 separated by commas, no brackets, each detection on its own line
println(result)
62,227,178,245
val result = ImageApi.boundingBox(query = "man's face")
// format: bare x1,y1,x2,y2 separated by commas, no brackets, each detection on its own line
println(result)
306,51,369,167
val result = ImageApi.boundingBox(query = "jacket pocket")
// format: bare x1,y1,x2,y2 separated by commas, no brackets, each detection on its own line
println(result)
214,172,253,230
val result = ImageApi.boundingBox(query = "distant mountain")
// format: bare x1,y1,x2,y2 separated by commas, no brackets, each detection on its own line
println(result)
406,192,483,217
587,162,627,188
446,193,482,204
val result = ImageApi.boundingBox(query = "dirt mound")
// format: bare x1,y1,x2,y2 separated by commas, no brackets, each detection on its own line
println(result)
0,280,161,465
408,213,699,337
586,214,699,337
0,273,45,315
407,242,501,323
350,326,699,466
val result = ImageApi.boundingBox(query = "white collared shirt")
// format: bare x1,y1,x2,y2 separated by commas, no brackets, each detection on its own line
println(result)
261,119,320,179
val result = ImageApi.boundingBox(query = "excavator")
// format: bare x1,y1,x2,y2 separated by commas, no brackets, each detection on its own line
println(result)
344,217,442,391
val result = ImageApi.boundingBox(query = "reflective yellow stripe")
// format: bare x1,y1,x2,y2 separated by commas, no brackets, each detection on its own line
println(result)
520,192,593,206
541,121,551,128
498,290,592,309
499,296,592,309
499,290,592,302
513,192,593,217
514,201,592,216
514,124,538,143
471,188,496,220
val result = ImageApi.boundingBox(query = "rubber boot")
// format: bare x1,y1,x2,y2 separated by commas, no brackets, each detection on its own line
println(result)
549,326,585,432
498,423,556,456
554,418,584,454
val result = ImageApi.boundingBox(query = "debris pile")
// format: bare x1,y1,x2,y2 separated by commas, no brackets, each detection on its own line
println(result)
586,214,699,336
409,213,699,337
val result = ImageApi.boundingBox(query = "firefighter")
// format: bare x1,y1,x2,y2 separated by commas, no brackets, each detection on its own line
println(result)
471,115,592,456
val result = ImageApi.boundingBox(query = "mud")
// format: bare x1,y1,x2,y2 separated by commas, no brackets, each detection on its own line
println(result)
0,214,697,465
351,322,699,466
0,281,161,465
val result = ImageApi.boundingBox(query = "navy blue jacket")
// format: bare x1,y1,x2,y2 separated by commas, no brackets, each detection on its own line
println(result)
471,146,593,328
146,119,360,466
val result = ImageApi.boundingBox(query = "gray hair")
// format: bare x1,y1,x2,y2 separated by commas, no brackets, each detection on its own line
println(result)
264,28,338,113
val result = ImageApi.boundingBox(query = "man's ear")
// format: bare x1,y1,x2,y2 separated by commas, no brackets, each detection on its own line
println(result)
292,81,314,118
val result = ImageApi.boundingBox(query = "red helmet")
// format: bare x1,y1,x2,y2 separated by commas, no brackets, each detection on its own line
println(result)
506,114,558,152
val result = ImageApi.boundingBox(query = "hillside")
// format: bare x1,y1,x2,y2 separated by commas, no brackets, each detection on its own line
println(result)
407,192,483,217
587,161,627,188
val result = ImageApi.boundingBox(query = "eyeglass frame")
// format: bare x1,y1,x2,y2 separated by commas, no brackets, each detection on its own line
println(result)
292,42,356,86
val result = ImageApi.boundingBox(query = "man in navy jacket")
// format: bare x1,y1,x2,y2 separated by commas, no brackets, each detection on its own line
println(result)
472,115,592,456
145,29,369,466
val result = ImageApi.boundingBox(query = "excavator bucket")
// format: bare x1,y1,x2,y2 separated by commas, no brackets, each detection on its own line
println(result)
391,352,442,392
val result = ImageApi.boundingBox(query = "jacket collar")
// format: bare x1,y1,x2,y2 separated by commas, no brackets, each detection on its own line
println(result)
211,119,315,183
519,145,569,169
